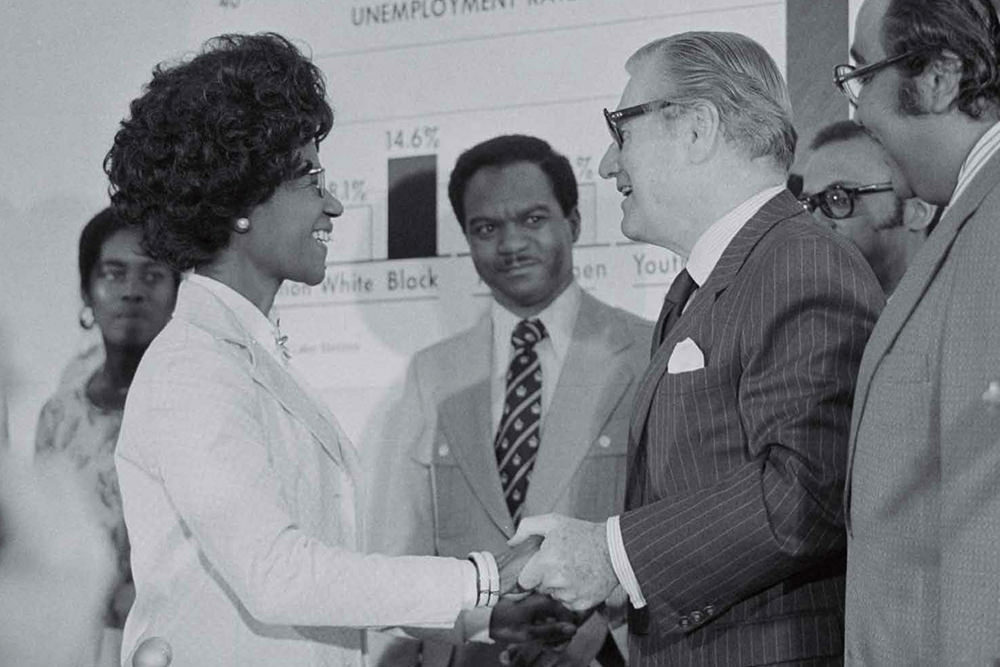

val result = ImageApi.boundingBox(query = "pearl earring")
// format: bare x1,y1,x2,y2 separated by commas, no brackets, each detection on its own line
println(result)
234,217,251,233
78,305,95,330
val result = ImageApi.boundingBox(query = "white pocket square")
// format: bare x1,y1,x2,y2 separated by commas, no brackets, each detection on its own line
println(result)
667,337,705,374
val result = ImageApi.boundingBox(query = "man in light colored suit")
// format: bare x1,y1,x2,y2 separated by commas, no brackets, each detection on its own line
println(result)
369,134,652,666
508,32,884,666
837,0,1000,662
799,120,936,295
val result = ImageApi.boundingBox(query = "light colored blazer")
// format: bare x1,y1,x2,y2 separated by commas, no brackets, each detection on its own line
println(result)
368,291,652,666
844,149,1000,665
116,279,470,667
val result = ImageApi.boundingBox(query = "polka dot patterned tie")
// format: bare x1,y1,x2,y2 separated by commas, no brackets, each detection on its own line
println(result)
495,319,547,525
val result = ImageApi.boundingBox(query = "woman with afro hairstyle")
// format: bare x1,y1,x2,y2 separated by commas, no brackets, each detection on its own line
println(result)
105,32,574,667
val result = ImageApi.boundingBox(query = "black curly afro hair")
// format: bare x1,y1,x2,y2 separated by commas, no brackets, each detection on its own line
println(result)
104,32,334,271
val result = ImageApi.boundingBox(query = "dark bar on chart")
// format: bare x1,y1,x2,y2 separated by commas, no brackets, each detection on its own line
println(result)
387,154,437,259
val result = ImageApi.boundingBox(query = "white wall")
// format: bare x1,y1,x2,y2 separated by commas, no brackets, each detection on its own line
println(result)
0,1,194,456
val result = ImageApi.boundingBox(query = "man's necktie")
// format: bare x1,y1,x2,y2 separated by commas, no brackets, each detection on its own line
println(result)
651,268,698,354
495,319,547,525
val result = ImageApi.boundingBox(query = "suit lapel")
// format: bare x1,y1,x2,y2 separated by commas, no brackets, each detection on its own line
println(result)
173,280,359,480
436,316,514,536
628,190,802,452
527,293,636,515
845,150,1000,515
650,294,674,358
250,351,359,477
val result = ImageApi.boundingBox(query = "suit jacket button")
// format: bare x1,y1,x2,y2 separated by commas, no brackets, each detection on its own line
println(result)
690,611,704,623
704,605,715,616
678,616,690,629
598,435,611,448
438,444,449,457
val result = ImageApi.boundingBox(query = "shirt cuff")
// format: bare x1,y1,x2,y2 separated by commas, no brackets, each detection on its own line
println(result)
461,559,479,609
606,515,646,608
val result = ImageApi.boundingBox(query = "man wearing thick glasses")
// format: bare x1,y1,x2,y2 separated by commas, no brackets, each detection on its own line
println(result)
799,120,936,295
837,0,1000,664
506,31,883,666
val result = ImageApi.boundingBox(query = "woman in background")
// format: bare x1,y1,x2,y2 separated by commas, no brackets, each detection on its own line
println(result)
104,32,570,667
34,206,179,665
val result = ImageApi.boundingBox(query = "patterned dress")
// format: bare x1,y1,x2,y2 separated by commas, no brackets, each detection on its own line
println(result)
35,368,131,630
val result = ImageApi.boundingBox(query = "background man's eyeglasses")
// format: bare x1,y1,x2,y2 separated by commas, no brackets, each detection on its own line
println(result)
603,99,677,148
834,51,918,106
799,183,894,220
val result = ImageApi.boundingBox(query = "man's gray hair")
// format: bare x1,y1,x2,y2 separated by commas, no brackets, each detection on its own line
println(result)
627,31,796,171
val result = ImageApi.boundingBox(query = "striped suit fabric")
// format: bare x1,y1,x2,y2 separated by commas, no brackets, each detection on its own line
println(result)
621,191,884,666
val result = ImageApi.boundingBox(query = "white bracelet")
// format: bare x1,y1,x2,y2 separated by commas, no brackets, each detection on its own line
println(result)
467,552,487,607
467,551,500,608
482,551,500,607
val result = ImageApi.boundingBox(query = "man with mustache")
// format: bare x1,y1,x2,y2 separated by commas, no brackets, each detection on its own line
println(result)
799,120,936,295
369,134,652,666
838,0,1000,662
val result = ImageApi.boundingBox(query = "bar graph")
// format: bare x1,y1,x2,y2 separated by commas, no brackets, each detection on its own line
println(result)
328,204,374,263
187,0,797,438
387,154,438,260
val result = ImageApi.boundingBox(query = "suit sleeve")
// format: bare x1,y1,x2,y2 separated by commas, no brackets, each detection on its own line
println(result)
618,234,883,636
367,357,437,558
365,356,494,657
365,358,444,663
118,343,471,629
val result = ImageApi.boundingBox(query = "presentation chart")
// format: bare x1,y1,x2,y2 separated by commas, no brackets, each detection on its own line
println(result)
188,0,788,439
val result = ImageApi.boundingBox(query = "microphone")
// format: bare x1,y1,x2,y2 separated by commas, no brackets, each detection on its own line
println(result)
132,637,172,667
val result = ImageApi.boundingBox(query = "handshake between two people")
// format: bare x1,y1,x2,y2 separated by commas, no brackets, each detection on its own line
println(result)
489,514,623,665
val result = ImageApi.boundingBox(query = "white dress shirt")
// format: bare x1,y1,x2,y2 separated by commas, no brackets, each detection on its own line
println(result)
606,184,786,608
489,281,582,438
944,120,1000,216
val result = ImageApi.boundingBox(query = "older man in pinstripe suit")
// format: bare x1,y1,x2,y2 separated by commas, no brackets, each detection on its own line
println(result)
510,32,884,666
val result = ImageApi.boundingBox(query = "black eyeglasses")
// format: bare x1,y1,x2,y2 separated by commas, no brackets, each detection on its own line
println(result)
799,182,894,220
834,51,919,106
603,99,677,148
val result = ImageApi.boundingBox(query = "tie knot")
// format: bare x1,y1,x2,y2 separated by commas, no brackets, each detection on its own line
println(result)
665,269,698,306
512,319,547,349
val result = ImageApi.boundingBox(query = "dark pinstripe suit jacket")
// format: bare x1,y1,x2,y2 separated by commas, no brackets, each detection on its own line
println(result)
620,191,884,666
